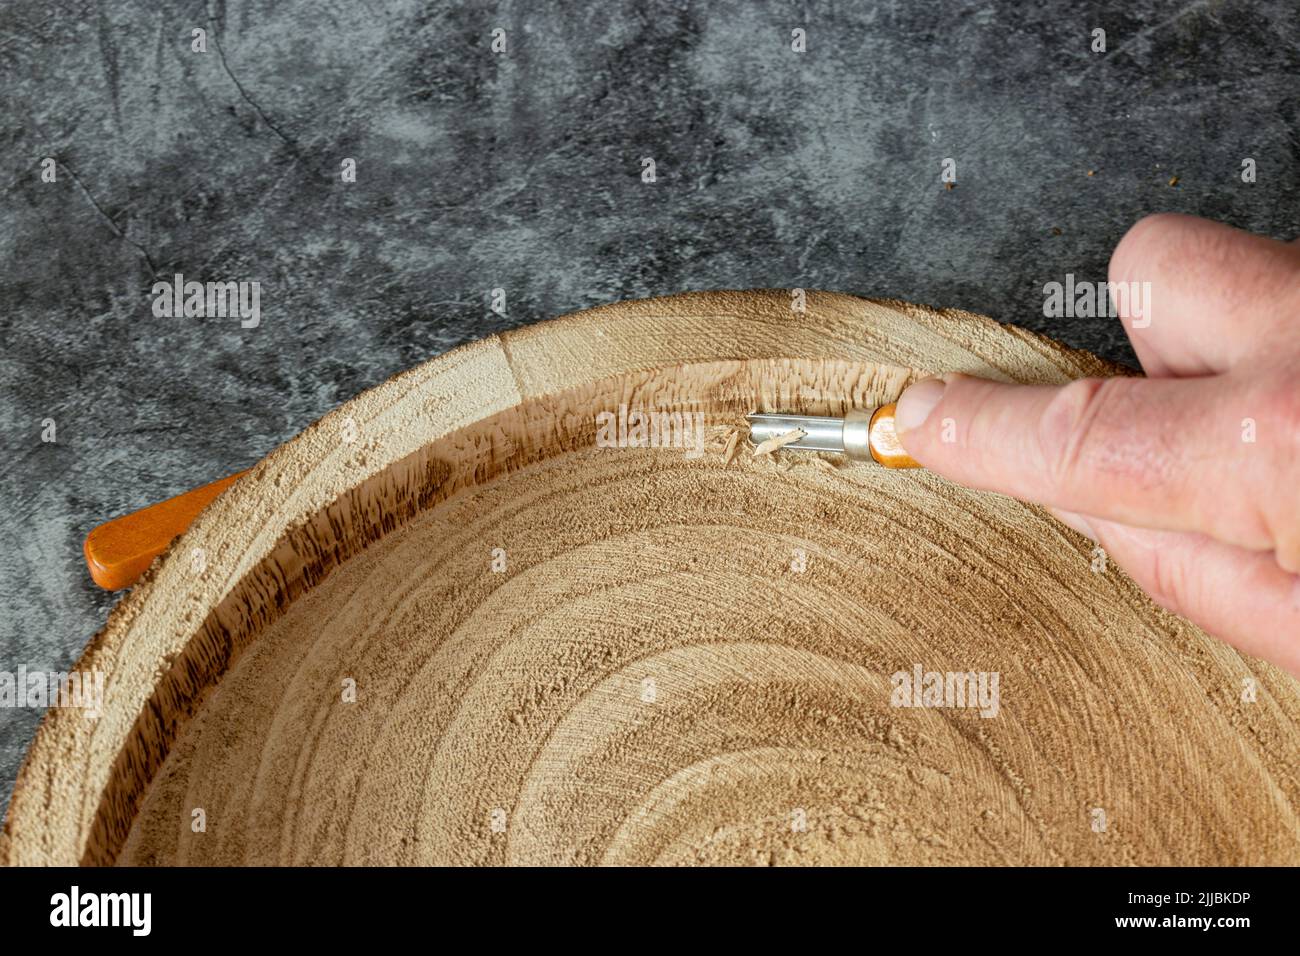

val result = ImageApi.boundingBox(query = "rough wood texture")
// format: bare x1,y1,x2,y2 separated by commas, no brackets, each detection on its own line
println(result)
2,291,1296,866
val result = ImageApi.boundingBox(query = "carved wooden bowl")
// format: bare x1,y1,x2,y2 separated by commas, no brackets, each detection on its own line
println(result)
4,291,1296,866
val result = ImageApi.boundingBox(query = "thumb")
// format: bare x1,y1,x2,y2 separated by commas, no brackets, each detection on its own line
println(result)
891,372,1262,548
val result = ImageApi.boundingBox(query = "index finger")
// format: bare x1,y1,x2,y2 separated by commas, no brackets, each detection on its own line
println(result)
893,372,1277,555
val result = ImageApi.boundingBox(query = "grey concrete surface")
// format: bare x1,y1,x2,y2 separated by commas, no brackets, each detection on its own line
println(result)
1,0,1297,818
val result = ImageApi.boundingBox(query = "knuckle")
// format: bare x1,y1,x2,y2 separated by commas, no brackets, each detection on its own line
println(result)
1041,377,1179,500
1275,534,1300,575
1129,530,1210,620
1037,377,1111,491
1109,213,1184,284
1146,543,1194,615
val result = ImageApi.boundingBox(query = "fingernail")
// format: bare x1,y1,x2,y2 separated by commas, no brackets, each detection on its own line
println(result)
895,377,946,433
1051,508,1096,542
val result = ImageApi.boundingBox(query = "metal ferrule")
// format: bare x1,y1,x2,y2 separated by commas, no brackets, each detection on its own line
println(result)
840,409,875,461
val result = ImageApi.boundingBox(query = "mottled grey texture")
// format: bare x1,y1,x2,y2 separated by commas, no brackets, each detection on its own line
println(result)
1,0,1297,818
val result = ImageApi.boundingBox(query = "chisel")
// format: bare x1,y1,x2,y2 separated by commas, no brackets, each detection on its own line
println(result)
746,402,921,468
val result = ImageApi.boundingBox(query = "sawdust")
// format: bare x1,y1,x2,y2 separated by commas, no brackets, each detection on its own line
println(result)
118,432,1300,866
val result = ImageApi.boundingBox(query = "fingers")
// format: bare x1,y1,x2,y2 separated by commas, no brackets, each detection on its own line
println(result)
894,372,1278,555
1058,513,1300,678
1109,213,1300,377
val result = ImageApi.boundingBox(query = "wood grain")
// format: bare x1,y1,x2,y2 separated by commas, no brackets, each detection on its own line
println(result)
2,290,1296,866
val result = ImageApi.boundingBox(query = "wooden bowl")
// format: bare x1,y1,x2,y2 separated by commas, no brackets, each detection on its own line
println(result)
4,291,1297,866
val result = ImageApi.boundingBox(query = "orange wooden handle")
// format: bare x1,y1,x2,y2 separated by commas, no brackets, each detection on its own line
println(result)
868,403,921,469
83,472,246,590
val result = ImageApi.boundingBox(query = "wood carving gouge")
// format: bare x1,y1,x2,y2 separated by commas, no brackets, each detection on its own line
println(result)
746,403,920,468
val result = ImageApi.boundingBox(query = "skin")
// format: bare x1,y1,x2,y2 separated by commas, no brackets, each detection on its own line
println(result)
895,213,1300,678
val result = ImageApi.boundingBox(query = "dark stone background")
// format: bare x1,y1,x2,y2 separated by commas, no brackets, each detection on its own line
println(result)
1,0,1297,816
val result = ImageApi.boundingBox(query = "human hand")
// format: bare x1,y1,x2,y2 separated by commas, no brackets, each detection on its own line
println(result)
894,213,1300,677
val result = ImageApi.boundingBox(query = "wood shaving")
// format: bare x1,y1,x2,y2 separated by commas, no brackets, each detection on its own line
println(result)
721,430,741,467
752,427,806,458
